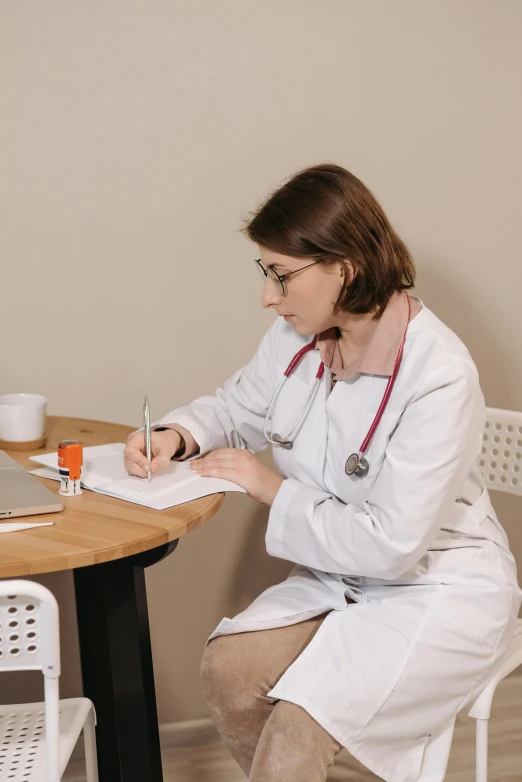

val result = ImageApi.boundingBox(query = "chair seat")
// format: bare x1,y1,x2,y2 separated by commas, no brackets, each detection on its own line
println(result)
0,697,94,780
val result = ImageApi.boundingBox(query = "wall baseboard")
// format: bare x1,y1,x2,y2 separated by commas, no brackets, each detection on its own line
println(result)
159,717,221,748
69,717,220,763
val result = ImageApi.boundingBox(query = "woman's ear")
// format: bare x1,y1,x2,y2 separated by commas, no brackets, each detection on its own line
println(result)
341,260,356,284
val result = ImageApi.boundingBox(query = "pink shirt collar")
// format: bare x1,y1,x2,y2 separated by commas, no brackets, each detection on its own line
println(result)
316,292,422,380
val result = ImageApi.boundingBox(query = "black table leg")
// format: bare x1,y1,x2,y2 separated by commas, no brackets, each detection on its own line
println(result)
73,540,179,782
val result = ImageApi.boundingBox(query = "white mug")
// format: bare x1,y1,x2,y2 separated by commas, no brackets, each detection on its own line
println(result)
0,393,47,442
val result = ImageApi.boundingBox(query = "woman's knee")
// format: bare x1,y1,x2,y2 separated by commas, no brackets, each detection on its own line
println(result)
200,635,257,707
201,616,332,706
201,634,271,768
200,637,228,698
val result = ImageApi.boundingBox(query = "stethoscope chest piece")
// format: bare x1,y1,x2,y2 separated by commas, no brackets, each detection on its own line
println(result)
345,452,369,478
265,292,411,480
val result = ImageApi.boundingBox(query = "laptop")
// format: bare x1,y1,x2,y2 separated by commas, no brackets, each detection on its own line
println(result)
0,450,64,520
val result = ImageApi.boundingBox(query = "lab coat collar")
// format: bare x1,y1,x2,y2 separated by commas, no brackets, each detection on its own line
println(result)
316,291,421,379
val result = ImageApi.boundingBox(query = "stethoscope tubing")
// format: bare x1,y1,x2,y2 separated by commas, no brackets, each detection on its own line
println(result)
359,295,410,454
264,293,411,467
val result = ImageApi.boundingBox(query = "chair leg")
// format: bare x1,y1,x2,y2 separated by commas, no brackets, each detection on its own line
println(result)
44,676,61,782
83,707,99,782
475,719,488,782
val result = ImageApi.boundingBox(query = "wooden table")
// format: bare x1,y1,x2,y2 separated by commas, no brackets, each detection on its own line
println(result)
0,416,224,782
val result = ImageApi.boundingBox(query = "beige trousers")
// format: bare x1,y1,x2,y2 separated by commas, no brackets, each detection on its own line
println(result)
200,611,344,781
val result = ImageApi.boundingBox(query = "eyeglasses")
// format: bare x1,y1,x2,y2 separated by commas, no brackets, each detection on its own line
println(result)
254,258,322,295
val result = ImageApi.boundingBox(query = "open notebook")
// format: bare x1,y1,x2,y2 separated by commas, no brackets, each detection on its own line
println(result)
29,443,246,510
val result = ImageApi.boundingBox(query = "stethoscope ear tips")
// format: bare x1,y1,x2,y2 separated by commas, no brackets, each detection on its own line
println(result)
272,433,293,450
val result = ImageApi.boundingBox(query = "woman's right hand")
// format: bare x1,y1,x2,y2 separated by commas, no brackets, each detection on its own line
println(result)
124,429,182,478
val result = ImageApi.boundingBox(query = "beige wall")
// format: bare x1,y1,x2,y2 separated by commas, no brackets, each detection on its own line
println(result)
1,1,521,721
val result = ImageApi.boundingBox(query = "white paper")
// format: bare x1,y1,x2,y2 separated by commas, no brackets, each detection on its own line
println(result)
30,443,246,510
30,443,131,488
0,521,54,534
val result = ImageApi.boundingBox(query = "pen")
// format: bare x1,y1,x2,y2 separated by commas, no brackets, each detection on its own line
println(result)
144,396,152,482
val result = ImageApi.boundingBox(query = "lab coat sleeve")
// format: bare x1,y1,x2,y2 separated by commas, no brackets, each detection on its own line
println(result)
153,317,282,456
265,356,485,580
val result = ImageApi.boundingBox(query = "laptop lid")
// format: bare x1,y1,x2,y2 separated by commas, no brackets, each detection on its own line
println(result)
0,451,64,520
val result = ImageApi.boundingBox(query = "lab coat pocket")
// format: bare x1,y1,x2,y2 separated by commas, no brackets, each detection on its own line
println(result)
427,565,514,651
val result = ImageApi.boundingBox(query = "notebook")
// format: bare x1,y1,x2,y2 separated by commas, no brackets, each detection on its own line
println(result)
29,443,246,510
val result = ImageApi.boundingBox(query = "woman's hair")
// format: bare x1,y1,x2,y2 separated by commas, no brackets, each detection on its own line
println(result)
242,163,415,314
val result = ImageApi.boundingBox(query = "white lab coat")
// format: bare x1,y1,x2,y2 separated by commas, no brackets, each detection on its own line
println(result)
158,297,521,782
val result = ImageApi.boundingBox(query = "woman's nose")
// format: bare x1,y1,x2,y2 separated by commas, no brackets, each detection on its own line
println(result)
261,278,282,309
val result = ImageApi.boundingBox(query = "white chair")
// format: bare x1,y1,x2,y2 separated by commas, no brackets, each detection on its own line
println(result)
0,580,98,782
418,407,522,782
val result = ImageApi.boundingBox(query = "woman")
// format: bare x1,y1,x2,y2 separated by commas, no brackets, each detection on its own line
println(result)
124,164,521,782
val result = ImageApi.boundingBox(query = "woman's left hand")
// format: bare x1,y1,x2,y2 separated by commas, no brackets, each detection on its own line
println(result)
190,448,284,506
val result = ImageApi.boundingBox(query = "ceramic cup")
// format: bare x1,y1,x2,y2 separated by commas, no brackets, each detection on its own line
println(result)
0,393,47,442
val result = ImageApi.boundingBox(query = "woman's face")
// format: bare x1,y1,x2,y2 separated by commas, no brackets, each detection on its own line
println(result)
258,248,349,335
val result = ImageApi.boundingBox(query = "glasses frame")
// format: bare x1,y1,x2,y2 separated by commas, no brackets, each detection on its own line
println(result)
255,258,323,295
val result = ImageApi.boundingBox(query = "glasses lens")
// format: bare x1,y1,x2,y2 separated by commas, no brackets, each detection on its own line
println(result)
255,260,284,294
272,270,285,295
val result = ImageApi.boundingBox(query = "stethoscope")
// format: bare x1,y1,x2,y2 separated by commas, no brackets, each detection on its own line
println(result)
264,293,411,478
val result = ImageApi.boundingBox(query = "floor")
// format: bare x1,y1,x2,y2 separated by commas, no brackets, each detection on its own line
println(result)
63,676,522,781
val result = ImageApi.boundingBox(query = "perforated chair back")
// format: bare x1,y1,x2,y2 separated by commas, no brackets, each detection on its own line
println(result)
480,407,522,497
0,581,62,781
0,580,60,678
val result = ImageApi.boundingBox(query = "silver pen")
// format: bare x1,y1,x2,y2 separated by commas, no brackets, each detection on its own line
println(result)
144,396,152,482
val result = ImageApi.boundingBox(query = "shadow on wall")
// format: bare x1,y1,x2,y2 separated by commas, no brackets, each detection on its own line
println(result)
224,501,294,619
415,258,518,408
214,449,294,619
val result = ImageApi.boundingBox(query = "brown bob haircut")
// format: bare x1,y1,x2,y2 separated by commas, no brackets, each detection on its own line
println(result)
243,164,415,315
